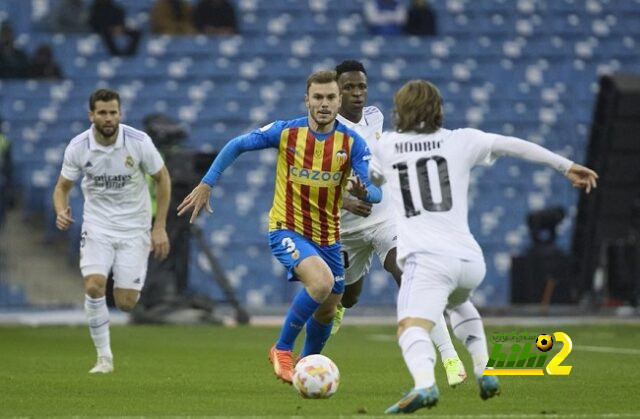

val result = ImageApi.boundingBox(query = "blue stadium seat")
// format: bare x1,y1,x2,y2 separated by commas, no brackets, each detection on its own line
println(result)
2,0,639,307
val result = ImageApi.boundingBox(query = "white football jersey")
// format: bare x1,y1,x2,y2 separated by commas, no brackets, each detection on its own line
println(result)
337,106,393,234
61,124,165,237
371,128,499,268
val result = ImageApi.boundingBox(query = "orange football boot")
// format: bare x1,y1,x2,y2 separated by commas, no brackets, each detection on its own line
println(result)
269,345,294,384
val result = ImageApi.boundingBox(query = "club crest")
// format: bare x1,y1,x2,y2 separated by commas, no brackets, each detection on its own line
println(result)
125,155,135,168
336,150,348,166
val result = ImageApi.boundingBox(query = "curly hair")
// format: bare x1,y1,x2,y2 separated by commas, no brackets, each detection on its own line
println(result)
335,60,367,78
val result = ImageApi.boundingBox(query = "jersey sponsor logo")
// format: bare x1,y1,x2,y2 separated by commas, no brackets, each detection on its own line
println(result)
88,173,133,189
335,150,348,167
125,155,135,168
289,166,343,187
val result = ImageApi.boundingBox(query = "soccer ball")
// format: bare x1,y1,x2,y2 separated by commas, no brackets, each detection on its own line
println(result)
292,354,340,399
536,334,553,352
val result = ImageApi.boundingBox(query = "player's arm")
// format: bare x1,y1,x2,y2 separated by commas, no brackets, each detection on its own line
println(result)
52,175,76,231
177,122,283,223
491,136,598,193
342,143,387,217
150,166,171,260
53,145,82,231
348,135,382,204
342,192,373,217
367,152,386,187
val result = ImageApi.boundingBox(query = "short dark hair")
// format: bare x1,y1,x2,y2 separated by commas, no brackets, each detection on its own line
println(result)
306,70,338,92
89,89,120,111
335,60,367,78
394,80,443,134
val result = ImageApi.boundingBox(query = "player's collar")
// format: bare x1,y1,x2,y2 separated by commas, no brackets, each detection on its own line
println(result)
337,111,367,127
89,124,124,152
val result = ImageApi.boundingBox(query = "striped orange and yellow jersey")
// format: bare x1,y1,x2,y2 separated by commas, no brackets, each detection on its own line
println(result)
201,117,380,246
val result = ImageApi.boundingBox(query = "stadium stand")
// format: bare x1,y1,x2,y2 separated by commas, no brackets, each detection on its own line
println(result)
1,0,639,309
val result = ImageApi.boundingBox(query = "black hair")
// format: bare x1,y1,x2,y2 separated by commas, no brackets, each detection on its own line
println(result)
89,88,121,111
335,60,367,78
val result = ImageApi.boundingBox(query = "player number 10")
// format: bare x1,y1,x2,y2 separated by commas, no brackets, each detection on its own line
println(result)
393,156,453,217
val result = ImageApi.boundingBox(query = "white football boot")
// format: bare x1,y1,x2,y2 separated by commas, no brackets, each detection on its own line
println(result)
89,356,114,374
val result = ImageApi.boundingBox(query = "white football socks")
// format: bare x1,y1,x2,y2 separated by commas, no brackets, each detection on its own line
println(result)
399,326,436,390
84,295,112,359
430,314,458,361
449,300,488,378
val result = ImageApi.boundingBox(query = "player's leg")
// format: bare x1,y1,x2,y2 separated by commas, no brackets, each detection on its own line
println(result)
372,223,401,286
301,291,342,357
300,241,344,357
111,231,150,313
330,278,360,336
447,260,500,400
385,254,453,414
430,313,467,387
268,230,334,382
112,288,140,312
375,221,466,387
80,229,115,374
332,231,372,334
340,275,365,309
382,248,402,286
340,230,372,308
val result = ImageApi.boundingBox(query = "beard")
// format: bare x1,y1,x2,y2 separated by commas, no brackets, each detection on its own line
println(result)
95,122,118,139
310,110,336,129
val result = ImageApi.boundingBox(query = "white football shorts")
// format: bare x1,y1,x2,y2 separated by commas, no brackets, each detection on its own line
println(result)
397,253,486,323
341,222,397,286
79,225,151,291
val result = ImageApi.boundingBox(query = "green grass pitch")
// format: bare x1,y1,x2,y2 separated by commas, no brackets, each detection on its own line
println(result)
1,324,639,417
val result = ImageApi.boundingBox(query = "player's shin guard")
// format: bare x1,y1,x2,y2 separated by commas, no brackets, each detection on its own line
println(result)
430,314,458,360
276,288,320,351
449,300,489,378
399,326,436,389
301,316,333,357
84,295,112,359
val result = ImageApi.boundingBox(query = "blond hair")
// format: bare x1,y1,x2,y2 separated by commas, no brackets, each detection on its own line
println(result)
306,70,338,92
394,80,443,133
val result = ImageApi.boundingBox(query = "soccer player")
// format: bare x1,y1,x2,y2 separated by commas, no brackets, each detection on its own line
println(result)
371,80,598,413
334,60,467,387
53,89,171,374
177,70,382,383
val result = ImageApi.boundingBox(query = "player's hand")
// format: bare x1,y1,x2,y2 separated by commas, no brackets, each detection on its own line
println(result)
55,207,75,231
177,182,213,224
566,163,599,194
151,227,170,261
342,195,373,217
346,176,368,201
